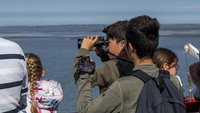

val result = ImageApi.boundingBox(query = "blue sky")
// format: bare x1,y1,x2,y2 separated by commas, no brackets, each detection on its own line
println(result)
0,0,200,26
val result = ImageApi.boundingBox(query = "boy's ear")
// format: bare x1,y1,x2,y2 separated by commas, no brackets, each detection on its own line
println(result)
120,40,126,47
128,43,133,52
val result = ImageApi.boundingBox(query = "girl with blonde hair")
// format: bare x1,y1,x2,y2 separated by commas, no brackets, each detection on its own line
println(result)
23,53,63,113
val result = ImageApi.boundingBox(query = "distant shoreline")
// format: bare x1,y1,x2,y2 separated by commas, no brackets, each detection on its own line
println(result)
2,34,200,39
160,34,200,38
0,23,200,27
0,24,200,31
0,24,199,39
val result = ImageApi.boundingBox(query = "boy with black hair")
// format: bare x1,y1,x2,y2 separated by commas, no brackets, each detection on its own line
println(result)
73,20,133,93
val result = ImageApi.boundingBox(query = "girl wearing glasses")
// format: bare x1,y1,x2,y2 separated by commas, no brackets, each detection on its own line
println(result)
153,47,183,93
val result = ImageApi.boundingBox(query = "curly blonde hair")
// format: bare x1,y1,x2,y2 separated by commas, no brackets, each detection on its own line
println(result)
25,53,43,113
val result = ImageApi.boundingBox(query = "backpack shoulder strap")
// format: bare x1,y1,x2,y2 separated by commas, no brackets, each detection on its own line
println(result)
129,70,152,83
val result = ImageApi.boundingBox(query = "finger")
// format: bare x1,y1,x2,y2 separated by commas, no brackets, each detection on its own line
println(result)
93,35,99,42
91,47,96,51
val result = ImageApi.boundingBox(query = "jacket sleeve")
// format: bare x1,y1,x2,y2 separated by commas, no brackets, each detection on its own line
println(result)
77,74,122,113
72,48,90,81
91,64,109,88
72,48,111,89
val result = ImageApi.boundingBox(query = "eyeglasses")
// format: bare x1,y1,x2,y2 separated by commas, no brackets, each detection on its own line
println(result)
174,64,179,70
169,64,179,71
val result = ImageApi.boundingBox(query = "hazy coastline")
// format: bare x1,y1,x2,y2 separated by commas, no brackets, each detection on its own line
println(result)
0,24,200,39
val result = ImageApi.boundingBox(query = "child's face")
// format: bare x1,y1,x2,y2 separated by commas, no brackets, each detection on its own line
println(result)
107,38,124,57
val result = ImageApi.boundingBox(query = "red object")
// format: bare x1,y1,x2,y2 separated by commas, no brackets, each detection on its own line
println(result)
184,97,200,112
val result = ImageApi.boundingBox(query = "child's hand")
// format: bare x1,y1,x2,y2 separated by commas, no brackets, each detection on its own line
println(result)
81,35,99,51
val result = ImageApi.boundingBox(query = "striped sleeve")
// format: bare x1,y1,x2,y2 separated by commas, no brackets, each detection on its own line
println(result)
0,38,28,112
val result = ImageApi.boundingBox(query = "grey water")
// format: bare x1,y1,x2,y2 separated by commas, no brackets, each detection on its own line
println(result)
0,24,200,113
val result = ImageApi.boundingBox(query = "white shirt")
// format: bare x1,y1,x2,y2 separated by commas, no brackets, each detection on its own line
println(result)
0,38,28,112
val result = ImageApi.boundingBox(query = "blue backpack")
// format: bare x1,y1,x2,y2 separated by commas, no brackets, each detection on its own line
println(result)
130,70,186,113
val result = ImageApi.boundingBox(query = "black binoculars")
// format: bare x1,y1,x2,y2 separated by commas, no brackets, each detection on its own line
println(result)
77,36,108,49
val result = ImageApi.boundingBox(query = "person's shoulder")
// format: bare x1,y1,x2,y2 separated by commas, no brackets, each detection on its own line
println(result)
34,80,63,109
103,59,131,65
107,59,117,63
169,75,182,90
170,75,180,83
101,59,117,66
0,38,24,54
36,80,63,98
114,75,144,95
0,38,23,50
0,38,20,46
117,75,144,85
36,80,63,92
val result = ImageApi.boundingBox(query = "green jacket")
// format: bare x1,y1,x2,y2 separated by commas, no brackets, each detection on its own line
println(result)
73,49,183,113
73,48,133,93
76,64,159,113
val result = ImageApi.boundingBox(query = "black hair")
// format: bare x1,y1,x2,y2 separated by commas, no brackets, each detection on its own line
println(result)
126,15,160,59
103,20,128,43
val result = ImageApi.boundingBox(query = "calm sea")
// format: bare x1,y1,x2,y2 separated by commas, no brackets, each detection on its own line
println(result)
0,24,200,113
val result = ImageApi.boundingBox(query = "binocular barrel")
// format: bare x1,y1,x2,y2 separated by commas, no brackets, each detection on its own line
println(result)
77,36,108,49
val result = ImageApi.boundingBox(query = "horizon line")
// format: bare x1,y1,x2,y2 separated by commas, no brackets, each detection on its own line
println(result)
0,23,200,27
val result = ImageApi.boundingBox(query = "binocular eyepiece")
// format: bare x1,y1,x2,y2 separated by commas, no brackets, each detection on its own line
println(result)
77,36,108,49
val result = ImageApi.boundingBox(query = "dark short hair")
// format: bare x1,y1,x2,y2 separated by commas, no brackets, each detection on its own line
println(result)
103,20,128,43
126,15,160,59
